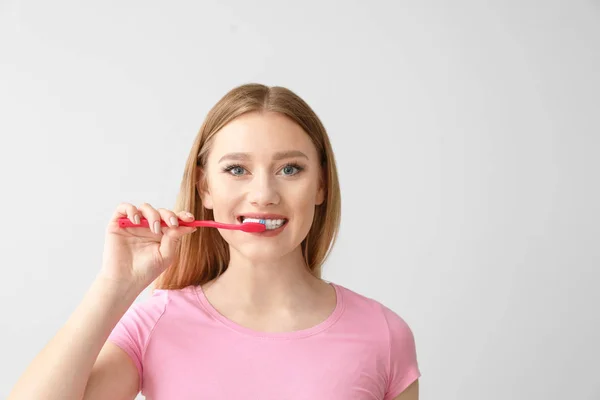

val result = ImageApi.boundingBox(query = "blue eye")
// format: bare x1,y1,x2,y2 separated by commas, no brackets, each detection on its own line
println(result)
280,163,304,176
222,164,246,176
221,163,305,177
282,165,296,175
230,166,245,176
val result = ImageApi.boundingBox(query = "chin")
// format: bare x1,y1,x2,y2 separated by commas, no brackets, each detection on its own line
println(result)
233,240,304,263
238,244,289,262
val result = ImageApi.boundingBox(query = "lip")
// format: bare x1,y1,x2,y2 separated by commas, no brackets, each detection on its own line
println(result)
248,220,288,237
235,212,289,237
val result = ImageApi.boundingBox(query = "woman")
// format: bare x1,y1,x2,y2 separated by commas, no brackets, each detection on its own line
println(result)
9,84,421,399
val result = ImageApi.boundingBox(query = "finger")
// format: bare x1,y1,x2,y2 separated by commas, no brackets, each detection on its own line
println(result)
157,208,180,228
160,225,197,263
163,209,197,238
111,202,141,225
176,210,195,221
138,203,162,235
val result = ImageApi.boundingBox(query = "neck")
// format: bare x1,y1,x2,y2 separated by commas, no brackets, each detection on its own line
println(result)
204,246,326,312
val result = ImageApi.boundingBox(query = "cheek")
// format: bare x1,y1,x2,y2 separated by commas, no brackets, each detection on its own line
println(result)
288,182,319,220
289,178,320,203
209,182,241,216
211,174,243,196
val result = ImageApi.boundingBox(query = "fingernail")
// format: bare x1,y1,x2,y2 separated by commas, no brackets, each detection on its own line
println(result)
134,215,141,225
170,216,179,226
185,212,194,219
154,221,161,234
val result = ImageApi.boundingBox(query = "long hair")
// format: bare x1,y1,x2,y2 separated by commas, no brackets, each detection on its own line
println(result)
152,83,341,290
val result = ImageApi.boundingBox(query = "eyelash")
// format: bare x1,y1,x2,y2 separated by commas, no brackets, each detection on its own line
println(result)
221,162,305,177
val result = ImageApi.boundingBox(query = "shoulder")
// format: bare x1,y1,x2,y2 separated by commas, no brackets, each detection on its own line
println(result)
111,285,201,337
108,286,201,357
332,283,419,363
126,288,170,323
333,283,415,333
108,289,170,344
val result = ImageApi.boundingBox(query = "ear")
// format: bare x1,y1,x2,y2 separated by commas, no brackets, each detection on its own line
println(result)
316,186,325,205
196,166,214,209
315,168,326,206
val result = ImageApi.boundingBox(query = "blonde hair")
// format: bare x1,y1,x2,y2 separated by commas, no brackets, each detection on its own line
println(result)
152,83,341,291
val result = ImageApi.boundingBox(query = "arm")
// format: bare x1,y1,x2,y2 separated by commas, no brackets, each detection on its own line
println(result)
381,303,421,400
8,274,143,400
83,342,140,399
393,379,419,400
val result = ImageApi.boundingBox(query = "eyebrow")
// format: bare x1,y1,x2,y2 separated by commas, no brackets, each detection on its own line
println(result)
218,150,309,163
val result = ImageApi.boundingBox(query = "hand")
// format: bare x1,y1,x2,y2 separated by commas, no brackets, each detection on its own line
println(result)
99,202,197,290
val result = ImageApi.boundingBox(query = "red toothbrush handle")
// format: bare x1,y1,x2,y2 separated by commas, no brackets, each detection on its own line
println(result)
118,217,196,228
117,217,265,232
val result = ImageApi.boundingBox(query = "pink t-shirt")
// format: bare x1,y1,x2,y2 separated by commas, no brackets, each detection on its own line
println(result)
108,283,421,399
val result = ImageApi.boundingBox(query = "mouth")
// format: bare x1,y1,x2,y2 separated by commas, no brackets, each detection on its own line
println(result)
236,215,289,231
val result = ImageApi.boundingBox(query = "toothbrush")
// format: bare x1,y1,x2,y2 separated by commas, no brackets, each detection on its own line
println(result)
117,217,266,233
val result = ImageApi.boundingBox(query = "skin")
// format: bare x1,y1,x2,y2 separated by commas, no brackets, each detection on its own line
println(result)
197,110,336,332
198,111,418,398
394,379,419,400
8,110,418,400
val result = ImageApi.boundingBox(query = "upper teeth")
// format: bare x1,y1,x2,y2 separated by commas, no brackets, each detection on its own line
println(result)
242,217,286,229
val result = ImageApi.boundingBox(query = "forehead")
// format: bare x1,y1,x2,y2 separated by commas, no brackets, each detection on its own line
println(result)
208,112,318,159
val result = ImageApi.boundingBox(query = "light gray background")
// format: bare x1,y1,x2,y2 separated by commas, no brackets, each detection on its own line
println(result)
1,1,599,399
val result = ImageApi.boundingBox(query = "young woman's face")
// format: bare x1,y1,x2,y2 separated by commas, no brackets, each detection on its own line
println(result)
199,111,325,262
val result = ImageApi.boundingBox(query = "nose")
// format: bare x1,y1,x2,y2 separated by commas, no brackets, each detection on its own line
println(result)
247,173,280,207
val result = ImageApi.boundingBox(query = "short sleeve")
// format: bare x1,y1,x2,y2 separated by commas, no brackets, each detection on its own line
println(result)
381,305,421,399
107,289,169,390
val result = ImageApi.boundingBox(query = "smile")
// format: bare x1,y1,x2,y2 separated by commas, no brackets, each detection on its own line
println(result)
237,216,289,231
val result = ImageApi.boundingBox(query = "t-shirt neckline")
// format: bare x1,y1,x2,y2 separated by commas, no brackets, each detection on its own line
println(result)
194,282,345,339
